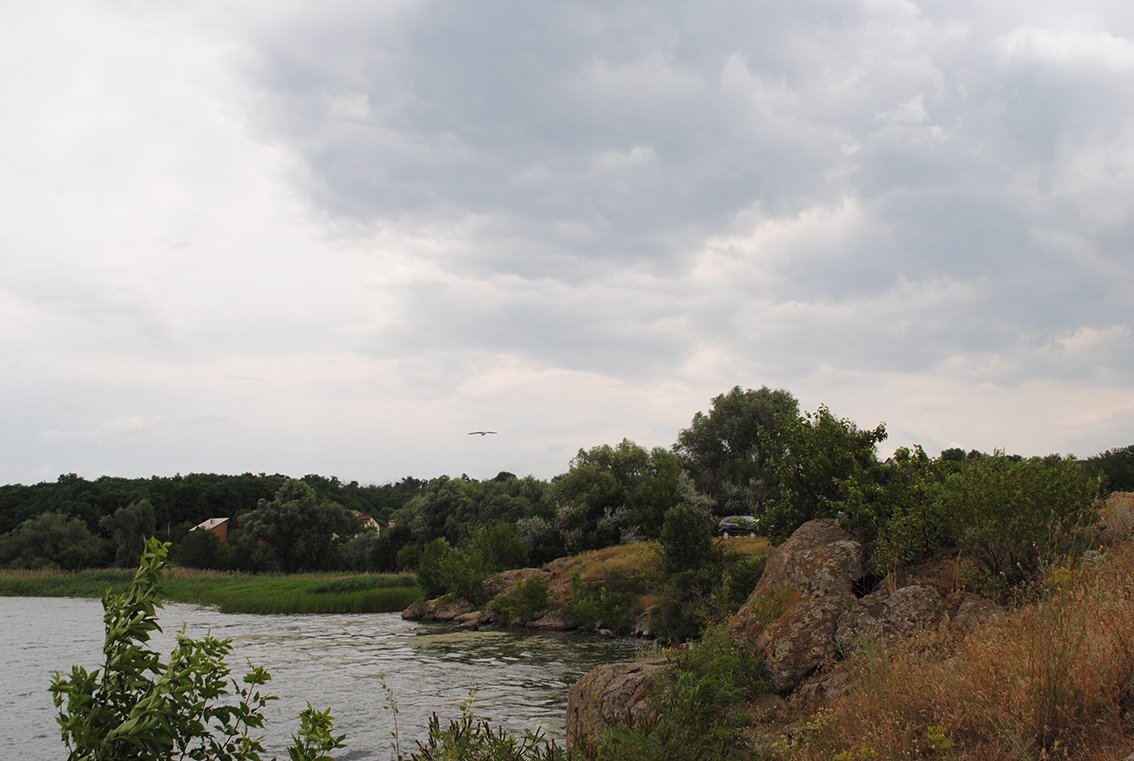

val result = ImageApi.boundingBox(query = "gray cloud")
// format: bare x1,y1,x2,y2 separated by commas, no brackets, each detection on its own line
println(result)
1,0,1132,484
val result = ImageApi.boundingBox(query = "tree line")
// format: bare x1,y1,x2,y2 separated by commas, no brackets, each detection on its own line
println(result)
1,386,1132,578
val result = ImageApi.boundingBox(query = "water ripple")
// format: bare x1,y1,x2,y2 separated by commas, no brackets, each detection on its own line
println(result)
1,597,644,759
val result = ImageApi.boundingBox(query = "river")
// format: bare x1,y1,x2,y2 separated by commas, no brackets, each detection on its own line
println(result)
0,596,648,760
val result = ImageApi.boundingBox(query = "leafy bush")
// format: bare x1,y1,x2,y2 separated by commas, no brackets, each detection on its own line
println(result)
566,570,642,632
650,568,715,645
50,537,345,760
439,547,491,605
933,455,1100,585
595,630,764,761
0,511,107,570
465,522,530,572
659,504,714,575
174,526,238,570
490,574,550,624
341,531,395,572
716,554,766,613
416,538,454,598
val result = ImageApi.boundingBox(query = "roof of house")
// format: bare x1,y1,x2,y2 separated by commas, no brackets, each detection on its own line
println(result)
192,517,230,532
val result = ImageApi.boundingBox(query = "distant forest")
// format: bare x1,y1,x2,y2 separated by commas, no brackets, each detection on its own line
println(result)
2,386,1132,575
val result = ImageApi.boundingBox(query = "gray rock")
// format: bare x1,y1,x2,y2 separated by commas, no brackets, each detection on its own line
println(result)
755,519,866,600
835,585,944,657
529,610,572,631
756,595,844,692
566,659,666,753
728,520,866,692
951,593,1002,633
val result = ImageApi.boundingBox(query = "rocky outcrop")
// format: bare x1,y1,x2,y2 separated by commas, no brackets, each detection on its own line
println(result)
567,518,1006,743
529,610,572,631
729,519,867,691
566,659,666,753
757,594,845,692
401,596,476,622
729,519,978,693
834,584,944,658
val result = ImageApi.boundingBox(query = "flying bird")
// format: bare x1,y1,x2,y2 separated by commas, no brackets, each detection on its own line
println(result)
468,431,497,436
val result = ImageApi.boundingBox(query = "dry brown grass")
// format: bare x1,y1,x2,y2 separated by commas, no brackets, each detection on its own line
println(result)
778,538,1134,761
551,536,771,585
575,541,661,583
1101,491,1134,544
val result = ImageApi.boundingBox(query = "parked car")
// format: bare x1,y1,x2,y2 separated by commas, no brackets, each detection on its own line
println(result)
714,515,759,538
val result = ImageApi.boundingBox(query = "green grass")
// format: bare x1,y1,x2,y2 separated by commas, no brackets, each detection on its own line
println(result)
0,567,421,614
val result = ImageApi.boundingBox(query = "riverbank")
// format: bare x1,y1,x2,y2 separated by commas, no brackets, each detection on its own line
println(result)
404,536,775,637
0,567,421,613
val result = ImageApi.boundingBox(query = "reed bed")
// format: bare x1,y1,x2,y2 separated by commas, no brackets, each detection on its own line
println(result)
0,567,421,614
780,539,1134,761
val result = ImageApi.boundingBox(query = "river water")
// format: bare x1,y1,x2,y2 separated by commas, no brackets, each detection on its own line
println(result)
1,596,647,760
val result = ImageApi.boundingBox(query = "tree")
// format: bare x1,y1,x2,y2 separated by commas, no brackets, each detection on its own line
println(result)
839,445,940,575
173,527,237,571
546,439,683,552
101,499,157,567
238,480,355,572
674,386,799,516
50,538,345,760
341,531,394,573
465,522,530,572
1085,444,1134,492
0,511,106,570
760,405,887,541
659,505,714,575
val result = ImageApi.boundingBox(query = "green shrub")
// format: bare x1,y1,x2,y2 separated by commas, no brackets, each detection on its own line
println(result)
566,570,642,632
174,527,238,570
595,630,764,761
0,512,107,570
416,538,454,598
466,522,530,572
395,542,421,572
934,455,1100,584
650,568,714,645
717,555,766,614
410,712,565,761
50,538,345,760
659,504,714,575
439,547,490,605
490,574,550,624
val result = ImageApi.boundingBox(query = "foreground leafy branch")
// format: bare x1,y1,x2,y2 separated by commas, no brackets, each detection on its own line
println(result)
50,537,346,761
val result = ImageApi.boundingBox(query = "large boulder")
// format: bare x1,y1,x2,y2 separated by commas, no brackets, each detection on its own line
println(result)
566,659,666,753
730,519,865,643
728,520,1000,695
756,595,845,692
834,584,945,658
729,519,865,692
758,519,866,598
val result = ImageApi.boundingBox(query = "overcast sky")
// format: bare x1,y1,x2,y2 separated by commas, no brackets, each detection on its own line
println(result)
1,1,1132,486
